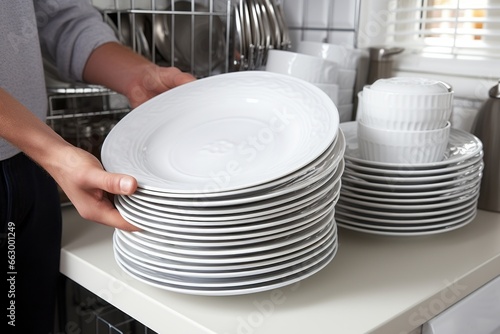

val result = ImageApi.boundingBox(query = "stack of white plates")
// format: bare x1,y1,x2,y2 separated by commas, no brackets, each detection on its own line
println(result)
336,121,483,237
101,71,345,295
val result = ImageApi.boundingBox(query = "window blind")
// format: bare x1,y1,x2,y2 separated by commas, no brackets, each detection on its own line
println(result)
385,0,500,58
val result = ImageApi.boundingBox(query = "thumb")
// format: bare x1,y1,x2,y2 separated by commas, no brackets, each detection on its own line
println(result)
89,170,138,195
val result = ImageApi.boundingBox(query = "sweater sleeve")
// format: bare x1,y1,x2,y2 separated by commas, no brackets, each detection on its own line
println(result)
36,0,119,83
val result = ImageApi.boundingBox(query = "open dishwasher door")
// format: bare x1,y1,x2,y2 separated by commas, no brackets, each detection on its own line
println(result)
422,275,500,334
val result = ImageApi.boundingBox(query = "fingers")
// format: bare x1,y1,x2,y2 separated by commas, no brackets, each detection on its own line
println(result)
78,197,140,231
158,67,196,90
85,168,138,196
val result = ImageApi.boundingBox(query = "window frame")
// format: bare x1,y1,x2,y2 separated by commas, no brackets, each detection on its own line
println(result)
357,0,500,99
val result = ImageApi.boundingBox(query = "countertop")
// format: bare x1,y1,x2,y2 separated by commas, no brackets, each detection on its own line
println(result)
60,206,500,334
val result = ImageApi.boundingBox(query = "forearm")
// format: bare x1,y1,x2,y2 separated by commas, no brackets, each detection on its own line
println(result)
83,42,195,108
0,88,72,170
82,42,152,97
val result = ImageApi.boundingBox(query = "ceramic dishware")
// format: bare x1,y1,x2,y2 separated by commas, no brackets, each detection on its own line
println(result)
361,77,453,130
265,49,339,84
357,120,451,164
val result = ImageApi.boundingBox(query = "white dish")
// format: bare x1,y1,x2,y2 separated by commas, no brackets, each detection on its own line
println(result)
117,184,339,230
335,199,477,225
335,194,478,219
341,167,482,192
128,207,333,248
113,222,336,272
336,206,476,232
133,127,346,199
265,49,339,84
357,120,451,164
295,40,365,70
117,180,341,227
343,151,483,176
339,181,480,205
102,71,339,193
113,241,337,295
339,176,481,199
336,208,476,236
342,159,483,183
369,77,451,94
340,121,482,170
114,231,337,279
115,243,334,288
117,211,333,257
338,186,479,211
129,137,344,207
115,219,334,264
124,165,342,218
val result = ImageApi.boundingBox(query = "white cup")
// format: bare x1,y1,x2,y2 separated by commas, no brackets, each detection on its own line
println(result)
265,50,339,84
296,40,366,70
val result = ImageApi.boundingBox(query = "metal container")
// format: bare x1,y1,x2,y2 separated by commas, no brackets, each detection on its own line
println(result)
366,46,404,85
472,80,500,212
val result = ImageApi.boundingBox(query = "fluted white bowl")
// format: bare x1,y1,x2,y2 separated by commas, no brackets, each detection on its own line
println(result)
357,120,451,164
362,77,453,130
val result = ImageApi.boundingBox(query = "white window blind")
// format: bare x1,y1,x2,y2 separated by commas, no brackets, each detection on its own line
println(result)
385,0,500,58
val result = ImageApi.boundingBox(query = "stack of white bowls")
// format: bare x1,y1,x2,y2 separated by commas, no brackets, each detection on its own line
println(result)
335,77,484,236
102,71,346,295
358,77,453,164
265,49,340,106
296,41,366,122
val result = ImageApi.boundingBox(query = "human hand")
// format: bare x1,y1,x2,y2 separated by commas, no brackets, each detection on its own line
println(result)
52,146,139,231
125,64,196,108
83,42,196,109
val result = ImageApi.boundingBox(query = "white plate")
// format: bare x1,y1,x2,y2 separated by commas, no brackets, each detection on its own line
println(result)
130,155,341,207
102,71,339,193
129,207,333,248
117,181,341,230
121,164,343,221
115,219,335,264
126,160,343,216
335,199,478,225
134,127,346,200
343,151,483,177
336,206,477,232
118,199,335,242
113,222,336,272
337,209,476,236
117,185,339,232
115,241,335,288
339,181,480,205
114,242,337,295
338,185,479,211
336,194,478,218
118,171,341,227
341,167,482,192
340,121,483,170
339,176,481,199
342,160,483,185
116,211,333,257
114,231,337,279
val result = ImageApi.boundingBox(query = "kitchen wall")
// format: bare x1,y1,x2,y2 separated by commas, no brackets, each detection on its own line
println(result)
281,0,359,49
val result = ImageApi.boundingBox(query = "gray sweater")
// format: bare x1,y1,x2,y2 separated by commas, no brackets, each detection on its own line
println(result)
0,0,118,160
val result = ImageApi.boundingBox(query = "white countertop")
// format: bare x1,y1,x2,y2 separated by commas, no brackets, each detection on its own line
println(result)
60,206,500,334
